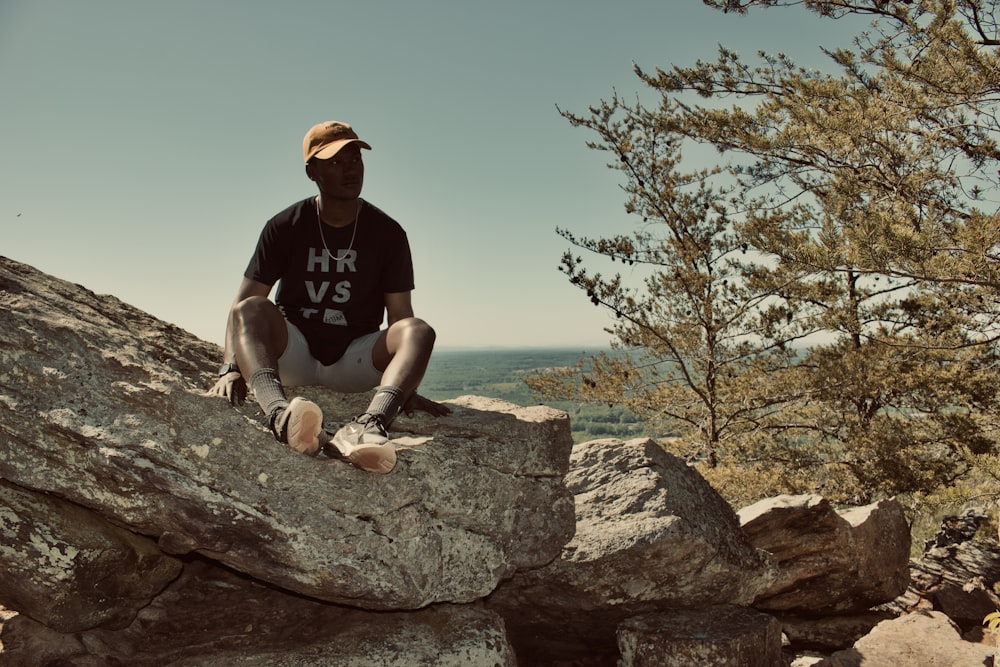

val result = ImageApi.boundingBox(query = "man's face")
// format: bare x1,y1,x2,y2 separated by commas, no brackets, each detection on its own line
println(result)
308,143,365,199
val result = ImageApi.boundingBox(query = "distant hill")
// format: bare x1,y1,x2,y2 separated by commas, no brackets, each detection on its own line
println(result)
420,347,599,403
421,348,666,443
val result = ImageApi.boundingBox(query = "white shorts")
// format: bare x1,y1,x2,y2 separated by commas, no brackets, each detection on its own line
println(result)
277,321,384,393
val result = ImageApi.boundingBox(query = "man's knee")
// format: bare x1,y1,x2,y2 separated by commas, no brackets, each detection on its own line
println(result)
232,296,277,328
231,297,287,355
393,317,436,349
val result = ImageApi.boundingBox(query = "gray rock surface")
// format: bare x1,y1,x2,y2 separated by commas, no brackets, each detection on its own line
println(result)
0,558,517,666
488,437,775,665
0,480,181,632
0,255,575,611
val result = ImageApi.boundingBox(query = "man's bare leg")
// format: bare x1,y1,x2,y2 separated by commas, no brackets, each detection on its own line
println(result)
231,296,322,455
328,317,441,472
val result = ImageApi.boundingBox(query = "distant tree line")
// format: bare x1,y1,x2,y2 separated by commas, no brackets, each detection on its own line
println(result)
528,0,1000,507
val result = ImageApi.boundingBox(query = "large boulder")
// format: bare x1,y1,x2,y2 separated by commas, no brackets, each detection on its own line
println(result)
0,558,518,666
487,437,775,666
617,606,783,667
816,611,995,667
739,494,911,615
0,480,181,632
776,611,896,652
0,255,575,612
888,508,1000,635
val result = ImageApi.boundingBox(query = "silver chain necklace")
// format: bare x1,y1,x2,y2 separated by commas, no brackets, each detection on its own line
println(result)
315,197,360,262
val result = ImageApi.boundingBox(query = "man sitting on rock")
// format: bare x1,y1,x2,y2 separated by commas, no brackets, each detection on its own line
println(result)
209,120,450,473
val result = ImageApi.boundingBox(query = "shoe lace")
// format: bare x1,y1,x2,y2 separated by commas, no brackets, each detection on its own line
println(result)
357,413,388,437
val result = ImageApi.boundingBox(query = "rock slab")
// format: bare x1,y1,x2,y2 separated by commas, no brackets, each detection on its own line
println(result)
0,480,181,632
0,255,576,611
739,494,911,614
488,437,775,665
618,606,783,667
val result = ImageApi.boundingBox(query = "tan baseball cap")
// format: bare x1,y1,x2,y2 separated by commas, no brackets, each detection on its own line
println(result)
302,120,372,162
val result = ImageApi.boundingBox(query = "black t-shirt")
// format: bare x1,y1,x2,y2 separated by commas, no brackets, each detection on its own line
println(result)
244,197,414,365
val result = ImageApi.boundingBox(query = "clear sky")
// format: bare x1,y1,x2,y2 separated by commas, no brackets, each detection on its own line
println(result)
1,1,861,349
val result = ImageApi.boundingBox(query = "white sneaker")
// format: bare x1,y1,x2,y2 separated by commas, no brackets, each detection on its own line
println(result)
324,414,397,474
271,397,323,456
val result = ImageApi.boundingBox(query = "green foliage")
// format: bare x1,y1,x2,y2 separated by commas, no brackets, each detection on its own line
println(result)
530,0,1000,503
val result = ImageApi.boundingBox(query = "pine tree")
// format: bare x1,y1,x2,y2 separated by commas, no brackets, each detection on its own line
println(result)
530,0,1000,504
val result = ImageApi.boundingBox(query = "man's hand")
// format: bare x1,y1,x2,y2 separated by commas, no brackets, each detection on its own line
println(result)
209,372,247,406
402,393,452,418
